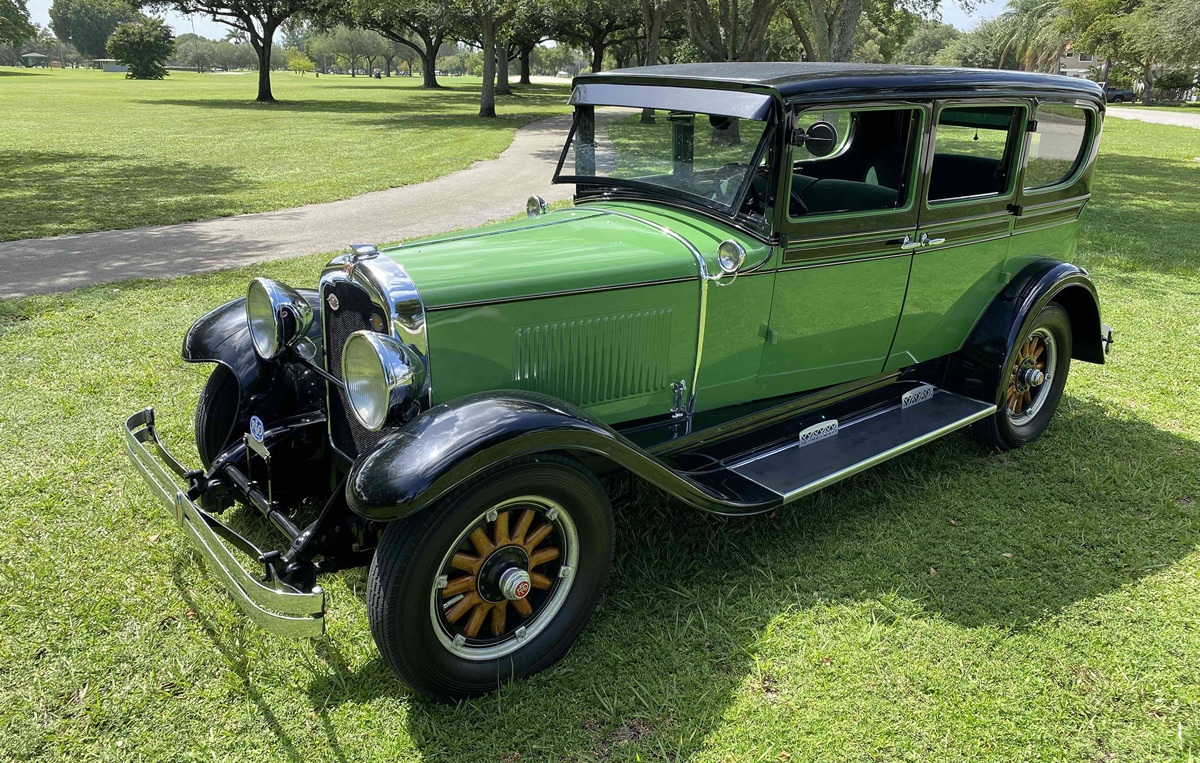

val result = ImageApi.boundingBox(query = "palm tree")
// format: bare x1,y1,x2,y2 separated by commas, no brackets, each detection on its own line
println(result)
997,0,1070,72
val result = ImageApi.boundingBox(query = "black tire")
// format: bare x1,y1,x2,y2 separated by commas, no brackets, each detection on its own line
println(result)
194,364,239,469
367,455,614,702
974,302,1072,451
1112,96,1124,103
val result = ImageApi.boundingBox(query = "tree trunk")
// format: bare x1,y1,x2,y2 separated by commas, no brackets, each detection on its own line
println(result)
640,0,663,65
384,54,393,76
1100,57,1111,83
1140,63,1154,104
519,45,531,85
496,41,512,95
591,39,605,72
253,27,276,102
479,16,497,118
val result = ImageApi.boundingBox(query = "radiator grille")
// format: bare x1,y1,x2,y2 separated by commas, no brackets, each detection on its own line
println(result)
323,280,390,459
513,308,674,407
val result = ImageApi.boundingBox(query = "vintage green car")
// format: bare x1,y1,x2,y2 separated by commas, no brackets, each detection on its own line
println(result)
126,63,1114,700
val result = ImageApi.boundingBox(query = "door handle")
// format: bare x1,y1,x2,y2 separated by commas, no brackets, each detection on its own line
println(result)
899,235,922,250
920,233,946,247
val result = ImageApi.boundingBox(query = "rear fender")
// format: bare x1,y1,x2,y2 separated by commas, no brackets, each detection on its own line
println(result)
346,392,778,521
945,259,1104,406
182,291,327,452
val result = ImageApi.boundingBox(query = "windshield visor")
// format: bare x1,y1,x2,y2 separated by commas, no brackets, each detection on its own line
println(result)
555,105,773,222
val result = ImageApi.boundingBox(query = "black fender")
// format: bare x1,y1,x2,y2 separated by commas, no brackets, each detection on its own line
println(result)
945,259,1105,406
345,391,780,521
182,290,327,454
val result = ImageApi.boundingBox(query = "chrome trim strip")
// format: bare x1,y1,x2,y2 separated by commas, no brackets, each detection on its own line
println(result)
123,408,325,637
591,208,710,417
424,275,697,312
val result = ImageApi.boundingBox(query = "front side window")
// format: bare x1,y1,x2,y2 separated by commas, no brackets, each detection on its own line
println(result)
928,105,1023,202
1024,104,1090,190
788,107,921,218
556,106,771,221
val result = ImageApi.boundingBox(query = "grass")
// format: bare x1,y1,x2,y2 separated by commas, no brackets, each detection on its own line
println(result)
2,116,1200,761
0,68,570,241
1108,102,1200,113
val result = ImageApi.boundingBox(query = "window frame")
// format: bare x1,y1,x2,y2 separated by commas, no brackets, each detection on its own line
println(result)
1019,99,1100,197
924,99,1031,210
783,101,928,226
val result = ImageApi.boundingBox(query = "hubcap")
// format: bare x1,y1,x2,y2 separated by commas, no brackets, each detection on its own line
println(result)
1007,328,1056,424
429,496,578,661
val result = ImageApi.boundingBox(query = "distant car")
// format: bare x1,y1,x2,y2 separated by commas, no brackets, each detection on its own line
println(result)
1101,83,1137,103
126,63,1115,701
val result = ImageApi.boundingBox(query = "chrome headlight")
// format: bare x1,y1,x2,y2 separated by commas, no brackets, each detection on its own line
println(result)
246,278,313,360
341,330,427,431
716,239,746,276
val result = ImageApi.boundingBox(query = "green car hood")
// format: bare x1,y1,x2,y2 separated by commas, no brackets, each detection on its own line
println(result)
378,202,765,310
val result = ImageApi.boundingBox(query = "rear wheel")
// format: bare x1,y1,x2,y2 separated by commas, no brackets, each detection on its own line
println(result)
974,303,1072,451
367,455,614,702
194,364,239,468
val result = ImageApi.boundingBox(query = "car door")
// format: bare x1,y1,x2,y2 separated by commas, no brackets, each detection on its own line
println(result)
885,100,1030,370
753,102,928,400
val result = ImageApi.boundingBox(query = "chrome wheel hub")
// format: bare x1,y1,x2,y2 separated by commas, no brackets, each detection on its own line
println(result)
1007,327,1057,424
499,567,532,600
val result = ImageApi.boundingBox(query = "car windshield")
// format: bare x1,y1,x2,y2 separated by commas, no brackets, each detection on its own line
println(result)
555,105,772,222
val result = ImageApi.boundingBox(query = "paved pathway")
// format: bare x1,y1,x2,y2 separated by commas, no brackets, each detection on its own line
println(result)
0,112,579,299
1105,107,1200,129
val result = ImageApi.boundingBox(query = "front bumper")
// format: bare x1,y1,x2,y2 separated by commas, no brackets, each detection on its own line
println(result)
124,408,325,637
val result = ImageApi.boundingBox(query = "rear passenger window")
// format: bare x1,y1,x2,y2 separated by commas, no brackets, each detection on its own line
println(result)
928,106,1022,202
1024,105,1089,190
788,107,921,218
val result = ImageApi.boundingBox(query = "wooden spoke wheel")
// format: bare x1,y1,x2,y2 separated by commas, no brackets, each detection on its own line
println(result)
430,496,577,660
1006,326,1057,424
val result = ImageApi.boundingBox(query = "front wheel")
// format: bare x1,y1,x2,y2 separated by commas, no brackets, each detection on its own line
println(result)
973,302,1072,451
367,455,614,701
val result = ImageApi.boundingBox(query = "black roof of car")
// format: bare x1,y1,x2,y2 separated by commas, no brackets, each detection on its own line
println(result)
577,62,1105,102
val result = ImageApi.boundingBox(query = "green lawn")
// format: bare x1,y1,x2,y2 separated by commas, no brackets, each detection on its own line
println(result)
2,116,1199,761
1108,102,1200,113
0,68,569,241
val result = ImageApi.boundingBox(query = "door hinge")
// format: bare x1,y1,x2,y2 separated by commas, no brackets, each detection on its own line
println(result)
671,380,688,418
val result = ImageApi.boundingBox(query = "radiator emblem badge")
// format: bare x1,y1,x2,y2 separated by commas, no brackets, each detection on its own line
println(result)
326,293,340,311
249,415,265,443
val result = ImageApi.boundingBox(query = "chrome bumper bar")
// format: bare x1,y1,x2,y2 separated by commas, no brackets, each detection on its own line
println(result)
123,408,325,637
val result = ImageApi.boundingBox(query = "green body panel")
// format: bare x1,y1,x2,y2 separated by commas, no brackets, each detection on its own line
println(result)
427,282,699,422
380,207,699,309
404,199,770,425
755,253,911,398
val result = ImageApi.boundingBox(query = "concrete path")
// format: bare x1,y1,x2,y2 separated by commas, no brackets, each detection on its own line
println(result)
0,112,579,299
1105,107,1200,129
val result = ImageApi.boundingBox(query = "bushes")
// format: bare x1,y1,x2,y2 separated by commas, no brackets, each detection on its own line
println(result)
106,16,173,79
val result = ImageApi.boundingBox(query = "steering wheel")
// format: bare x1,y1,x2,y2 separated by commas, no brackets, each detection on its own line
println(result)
714,163,766,212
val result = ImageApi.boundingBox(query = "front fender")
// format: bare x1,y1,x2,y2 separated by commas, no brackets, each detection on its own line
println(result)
182,291,326,451
945,259,1104,406
346,391,779,521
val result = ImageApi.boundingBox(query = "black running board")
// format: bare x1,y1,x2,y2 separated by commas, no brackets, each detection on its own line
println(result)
726,387,995,504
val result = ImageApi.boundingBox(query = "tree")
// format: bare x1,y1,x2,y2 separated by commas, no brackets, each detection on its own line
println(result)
682,0,782,62
452,0,520,117
895,18,958,64
2,0,36,46
638,0,678,64
107,16,174,78
49,0,138,58
932,16,1010,67
551,0,641,72
346,0,459,87
174,31,215,70
996,0,1068,72
164,0,326,101
286,43,313,70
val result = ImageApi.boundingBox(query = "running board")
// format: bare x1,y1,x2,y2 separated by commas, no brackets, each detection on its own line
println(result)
727,388,995,504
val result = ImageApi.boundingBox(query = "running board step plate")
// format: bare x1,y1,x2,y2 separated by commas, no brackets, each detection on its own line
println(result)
728,390,995,503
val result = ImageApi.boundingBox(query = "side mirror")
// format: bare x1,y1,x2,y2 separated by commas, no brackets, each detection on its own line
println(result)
792,121,839,158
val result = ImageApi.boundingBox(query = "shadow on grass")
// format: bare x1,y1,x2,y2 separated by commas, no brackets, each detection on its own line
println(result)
0,150,251,241
270,399,1198,758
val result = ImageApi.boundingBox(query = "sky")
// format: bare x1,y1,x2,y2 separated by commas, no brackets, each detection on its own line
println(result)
25,0,1009,44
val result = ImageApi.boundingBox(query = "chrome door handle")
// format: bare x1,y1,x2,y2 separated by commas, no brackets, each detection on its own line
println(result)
900,235,922,250
920,233,946,246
